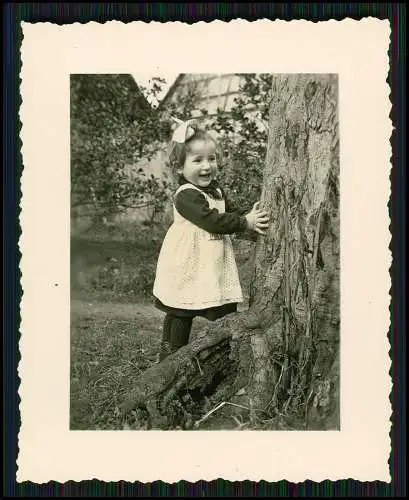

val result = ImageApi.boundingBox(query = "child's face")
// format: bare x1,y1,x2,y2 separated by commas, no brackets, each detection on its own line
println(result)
180,139,218,188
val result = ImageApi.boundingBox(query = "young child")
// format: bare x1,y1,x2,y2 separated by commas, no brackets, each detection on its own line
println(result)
153,118,270,361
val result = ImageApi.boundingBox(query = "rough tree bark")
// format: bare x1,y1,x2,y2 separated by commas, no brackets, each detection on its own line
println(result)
237,74,340,428
121,74,340,431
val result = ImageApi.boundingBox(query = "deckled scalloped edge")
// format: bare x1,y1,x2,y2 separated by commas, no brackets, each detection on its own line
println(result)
386,16,394,487
16,16,394,484
18,16,388,27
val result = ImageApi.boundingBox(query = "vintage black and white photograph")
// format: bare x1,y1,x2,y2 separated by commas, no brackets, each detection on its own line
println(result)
70,72,340,431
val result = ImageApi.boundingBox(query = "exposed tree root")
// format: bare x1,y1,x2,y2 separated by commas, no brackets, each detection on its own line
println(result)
120,318,240,429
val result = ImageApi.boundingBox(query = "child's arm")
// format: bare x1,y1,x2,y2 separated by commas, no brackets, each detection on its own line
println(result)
175,189,269,235
175,189,247,234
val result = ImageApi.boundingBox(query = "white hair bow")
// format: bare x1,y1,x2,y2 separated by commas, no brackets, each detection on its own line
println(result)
171,113,219,144
171,117,197,144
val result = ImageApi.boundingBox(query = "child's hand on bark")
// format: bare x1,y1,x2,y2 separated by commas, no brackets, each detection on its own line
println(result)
245,202,270,235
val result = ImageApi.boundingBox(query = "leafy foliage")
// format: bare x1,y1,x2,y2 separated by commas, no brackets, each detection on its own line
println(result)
70,74,198,221
71,73,272,223
209,74,273,211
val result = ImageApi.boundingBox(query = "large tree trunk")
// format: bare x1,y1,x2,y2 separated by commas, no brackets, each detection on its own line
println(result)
121,74,340,431
237,74,340,428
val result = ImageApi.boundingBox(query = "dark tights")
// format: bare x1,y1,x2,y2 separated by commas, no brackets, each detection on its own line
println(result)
159,314,193,361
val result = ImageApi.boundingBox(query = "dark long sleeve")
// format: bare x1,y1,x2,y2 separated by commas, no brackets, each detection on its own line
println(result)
174,188,248,234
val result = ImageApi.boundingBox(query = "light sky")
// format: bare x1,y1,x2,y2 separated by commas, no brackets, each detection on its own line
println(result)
132,73,178,106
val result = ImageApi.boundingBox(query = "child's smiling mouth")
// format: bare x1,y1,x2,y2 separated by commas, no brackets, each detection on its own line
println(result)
198,173,212,182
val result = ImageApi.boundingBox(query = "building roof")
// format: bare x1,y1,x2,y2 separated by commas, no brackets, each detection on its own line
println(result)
158,73,246,116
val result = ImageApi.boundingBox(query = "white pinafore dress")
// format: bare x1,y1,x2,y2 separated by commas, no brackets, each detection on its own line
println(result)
153,183,244,310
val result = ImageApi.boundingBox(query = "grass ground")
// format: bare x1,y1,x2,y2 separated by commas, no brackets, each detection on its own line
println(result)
71,299,210,429
70,226,255,430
